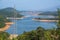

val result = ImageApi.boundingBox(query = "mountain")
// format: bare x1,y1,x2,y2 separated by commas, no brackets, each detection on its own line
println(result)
0,7,23,17
38,11,58,16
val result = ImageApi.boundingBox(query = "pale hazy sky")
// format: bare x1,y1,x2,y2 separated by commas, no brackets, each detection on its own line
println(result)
0,0,60,11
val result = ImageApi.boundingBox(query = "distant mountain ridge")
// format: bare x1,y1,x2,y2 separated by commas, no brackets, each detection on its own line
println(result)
38,11,58,16
0,7,23,17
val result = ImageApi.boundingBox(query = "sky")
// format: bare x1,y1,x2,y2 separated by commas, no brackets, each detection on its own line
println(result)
0,0,60,11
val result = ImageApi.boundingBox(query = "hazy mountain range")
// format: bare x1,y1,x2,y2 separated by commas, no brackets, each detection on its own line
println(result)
0,7,59,17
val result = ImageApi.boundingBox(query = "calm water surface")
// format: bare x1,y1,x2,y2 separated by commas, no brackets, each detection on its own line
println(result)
6,13,57,34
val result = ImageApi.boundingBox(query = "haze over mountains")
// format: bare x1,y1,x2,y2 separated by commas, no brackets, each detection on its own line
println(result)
0,7,59,18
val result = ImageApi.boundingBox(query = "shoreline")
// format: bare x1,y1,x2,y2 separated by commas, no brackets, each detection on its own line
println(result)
0,22,14,31
6,16,27,19
32,19,58,22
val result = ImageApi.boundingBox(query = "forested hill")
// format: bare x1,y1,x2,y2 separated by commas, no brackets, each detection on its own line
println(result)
38,11,58,16
0,7,23,17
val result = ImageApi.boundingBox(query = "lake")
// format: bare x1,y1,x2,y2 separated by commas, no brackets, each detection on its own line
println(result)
6,13,57,34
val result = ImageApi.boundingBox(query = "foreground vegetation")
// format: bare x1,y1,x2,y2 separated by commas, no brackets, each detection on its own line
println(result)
0,31,10,40
17,27,59,40
0,26,60,40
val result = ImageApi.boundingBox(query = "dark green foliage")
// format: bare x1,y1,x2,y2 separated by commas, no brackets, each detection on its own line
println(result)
36,27,45,40
0,15,11,28
0,7,23,18
17,26,59,40
17,27,45,40
38,11,58,16
0,31,10,40
12,38,18,40
0,16,6,28
57,8,60,28
0,22,5,28
57,8,60,34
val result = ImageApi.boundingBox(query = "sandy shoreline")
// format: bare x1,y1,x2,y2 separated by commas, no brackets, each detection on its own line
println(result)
32,19,58,22
6,16,27,19
0,22,14,31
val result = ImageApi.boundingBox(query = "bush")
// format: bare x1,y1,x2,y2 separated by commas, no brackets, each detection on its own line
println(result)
0,22,5,28
0,31,10,40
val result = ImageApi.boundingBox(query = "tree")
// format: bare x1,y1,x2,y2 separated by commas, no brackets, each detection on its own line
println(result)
0,15,6,28
0,15,10,28
57,8,60,28
44,30,52,40
0,31,10,40
36,26,45,40
56,8,60,40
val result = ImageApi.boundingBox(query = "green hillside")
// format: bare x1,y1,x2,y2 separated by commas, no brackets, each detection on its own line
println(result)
0,7,23,28
0,15,10,28
0,7,23,17
38,11,58,16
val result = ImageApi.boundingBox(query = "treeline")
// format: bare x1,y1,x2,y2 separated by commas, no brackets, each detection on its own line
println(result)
17,27,59,40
